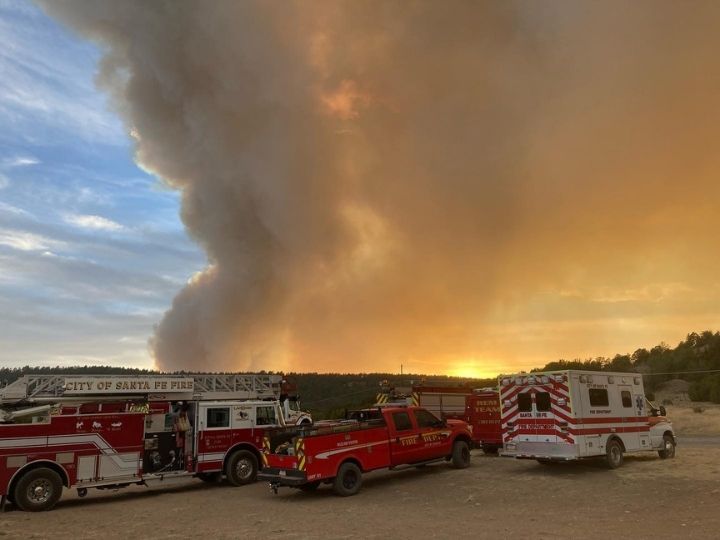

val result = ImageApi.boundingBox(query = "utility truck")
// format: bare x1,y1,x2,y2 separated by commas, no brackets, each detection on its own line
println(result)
376,382,503,453
0,373,311,511
499,370,676,468
258,405,473,496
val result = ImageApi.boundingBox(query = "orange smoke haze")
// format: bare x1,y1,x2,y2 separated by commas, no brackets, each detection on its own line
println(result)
42,1,720,375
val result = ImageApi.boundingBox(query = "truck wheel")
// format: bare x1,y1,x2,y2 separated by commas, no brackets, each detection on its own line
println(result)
606,439,624,469
658,434,676,459
14,468,63,512
225,450,258,486
451,440,471,469
333,462,362,496
298,481,321,492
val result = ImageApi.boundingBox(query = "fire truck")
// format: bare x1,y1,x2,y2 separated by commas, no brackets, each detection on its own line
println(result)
0,373,311,511
499,370,676,468
376,382,502,453
258,405,473,496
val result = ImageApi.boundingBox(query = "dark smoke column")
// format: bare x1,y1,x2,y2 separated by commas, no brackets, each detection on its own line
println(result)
43,1,720,374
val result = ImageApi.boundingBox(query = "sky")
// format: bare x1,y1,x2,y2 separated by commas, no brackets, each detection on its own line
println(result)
0,0,205,369
2,1,720,378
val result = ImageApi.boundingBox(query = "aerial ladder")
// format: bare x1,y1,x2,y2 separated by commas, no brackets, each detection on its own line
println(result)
0,373,310,424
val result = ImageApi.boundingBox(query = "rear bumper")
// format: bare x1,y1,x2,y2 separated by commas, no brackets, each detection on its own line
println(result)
502,441,579,460
258,467,308,486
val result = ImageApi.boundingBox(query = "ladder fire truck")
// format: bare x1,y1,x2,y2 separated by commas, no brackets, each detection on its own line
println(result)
0,373,311,511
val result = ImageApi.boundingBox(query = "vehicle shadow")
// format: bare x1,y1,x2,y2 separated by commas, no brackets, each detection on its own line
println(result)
512,454,662,477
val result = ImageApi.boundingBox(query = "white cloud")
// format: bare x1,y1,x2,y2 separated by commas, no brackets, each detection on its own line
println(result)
0,173,8,189
0,201,29,215
64,213,125,232
1,155,39,167
0,227,64,251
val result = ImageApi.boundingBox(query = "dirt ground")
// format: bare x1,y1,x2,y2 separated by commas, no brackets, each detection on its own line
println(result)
2,438,719,540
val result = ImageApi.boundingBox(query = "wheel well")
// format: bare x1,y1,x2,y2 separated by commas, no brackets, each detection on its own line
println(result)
8,460,70,497
453,435,472,448
223,444,260,470
607,435,625,452
663,430,675,442
337,457,363,474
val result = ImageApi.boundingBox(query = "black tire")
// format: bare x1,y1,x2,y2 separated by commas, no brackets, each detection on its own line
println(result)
333,462,363,496
198,472,222,483
14,468,63,512
225,450,258,486
606,439,624,469
536,459,556,466
658,434,676,459
451,440,471,469
298,481,321,492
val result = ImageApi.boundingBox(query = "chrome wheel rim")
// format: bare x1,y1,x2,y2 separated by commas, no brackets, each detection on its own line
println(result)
28,479,52,504
236,458,253,480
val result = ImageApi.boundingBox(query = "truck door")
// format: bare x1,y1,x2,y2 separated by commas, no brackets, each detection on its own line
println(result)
618,385,640,450
197,403,232,471
532,386,557,444
412,408,450,460
387,410,425,465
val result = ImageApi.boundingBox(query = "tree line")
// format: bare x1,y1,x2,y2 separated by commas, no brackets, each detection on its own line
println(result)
3,330,720,416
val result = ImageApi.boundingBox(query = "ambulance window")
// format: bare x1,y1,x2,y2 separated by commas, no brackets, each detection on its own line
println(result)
256,406,276,426
535,392,551,412
517,393,532,412
589,388,609,407
206,407,230,428
392,412,413,431
621,391,632,408
415,409,442,428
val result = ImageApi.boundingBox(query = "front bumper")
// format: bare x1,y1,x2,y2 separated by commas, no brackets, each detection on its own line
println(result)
258,467,308,487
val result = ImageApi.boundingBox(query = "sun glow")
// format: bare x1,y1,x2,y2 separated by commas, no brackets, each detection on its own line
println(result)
447,360,497,380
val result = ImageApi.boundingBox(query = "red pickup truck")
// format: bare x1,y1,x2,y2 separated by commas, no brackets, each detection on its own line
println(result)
258,406,473,496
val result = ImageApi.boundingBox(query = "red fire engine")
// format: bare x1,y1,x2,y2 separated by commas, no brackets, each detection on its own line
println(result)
258,405,473,496
376,382,502,453
0,373,311,511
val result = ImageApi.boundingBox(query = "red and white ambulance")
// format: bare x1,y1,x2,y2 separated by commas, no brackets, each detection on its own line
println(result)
499,370,676,468
0,373,311,511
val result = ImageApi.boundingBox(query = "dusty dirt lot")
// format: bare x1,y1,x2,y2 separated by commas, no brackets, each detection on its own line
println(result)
2,440,719,540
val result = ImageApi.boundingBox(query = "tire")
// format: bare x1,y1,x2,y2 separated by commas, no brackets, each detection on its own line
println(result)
225,450,258,486
333,462,363,496
14,468,63,512
451,440,471,469
658,434,676,459
298,481,321,492
198,472,222,483
606,439,624,469
536,459,556,466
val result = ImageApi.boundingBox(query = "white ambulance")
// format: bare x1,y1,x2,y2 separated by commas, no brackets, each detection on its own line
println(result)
500,370,676,468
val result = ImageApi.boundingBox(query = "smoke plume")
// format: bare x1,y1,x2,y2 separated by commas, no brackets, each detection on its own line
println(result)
42,1,720,374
